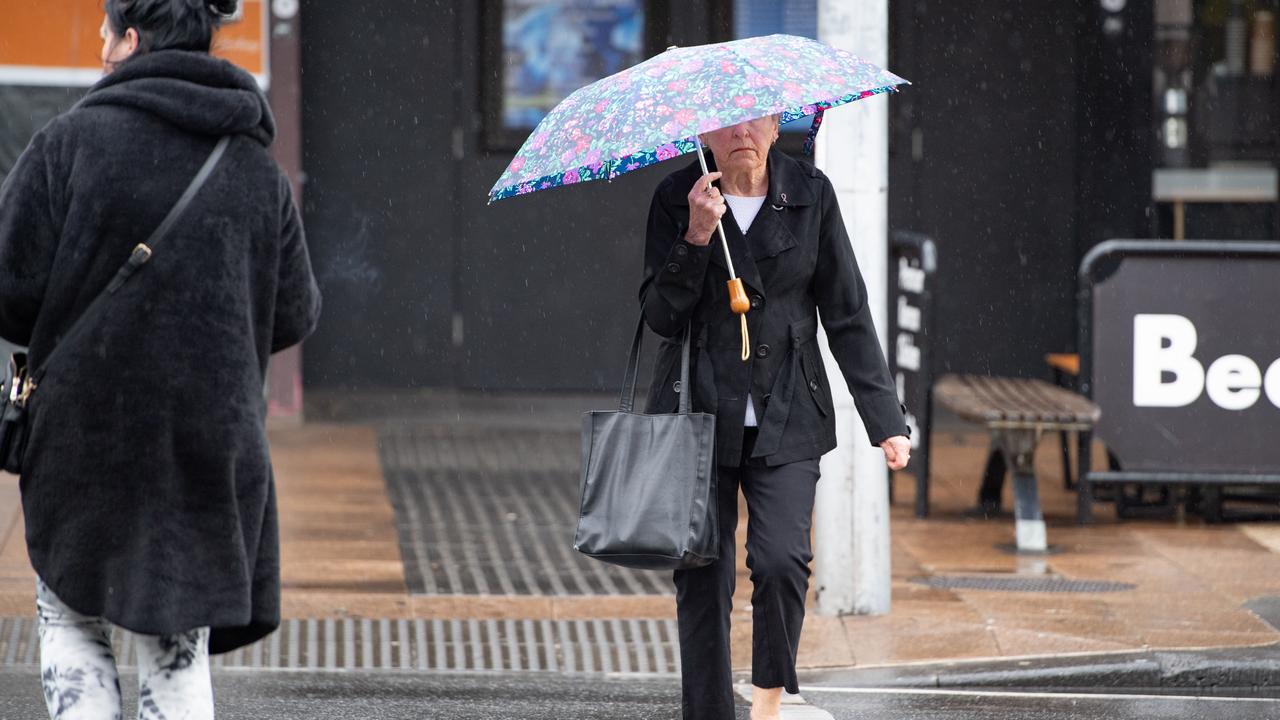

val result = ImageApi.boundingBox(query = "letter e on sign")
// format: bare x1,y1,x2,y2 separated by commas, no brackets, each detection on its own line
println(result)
1265,358,1280,409
1206,355,1262,410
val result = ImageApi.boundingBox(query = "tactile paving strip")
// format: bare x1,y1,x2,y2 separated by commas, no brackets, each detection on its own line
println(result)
379,425,672,596
0,616,681,673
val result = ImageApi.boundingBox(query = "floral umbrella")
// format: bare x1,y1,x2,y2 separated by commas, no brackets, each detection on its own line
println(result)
489,34,908,202
490,34,908,359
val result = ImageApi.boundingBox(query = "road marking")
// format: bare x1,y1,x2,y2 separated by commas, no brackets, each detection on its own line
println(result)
802,686,1280,703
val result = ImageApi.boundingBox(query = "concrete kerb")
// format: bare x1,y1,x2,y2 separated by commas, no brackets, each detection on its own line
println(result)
798,643,1280,694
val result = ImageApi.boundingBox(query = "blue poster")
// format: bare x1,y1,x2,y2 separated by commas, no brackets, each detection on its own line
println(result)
503,0,645,129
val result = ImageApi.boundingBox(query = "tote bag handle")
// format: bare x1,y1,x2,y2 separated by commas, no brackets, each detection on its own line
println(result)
619,315,692,415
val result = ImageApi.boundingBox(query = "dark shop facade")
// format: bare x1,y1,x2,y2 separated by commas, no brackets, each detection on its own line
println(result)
1,0,1276,397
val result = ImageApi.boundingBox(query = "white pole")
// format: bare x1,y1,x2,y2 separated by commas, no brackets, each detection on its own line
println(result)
813,0,892,616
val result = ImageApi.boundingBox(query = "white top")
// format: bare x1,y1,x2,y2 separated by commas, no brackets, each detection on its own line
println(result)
723,193,768,427
723,193,767,234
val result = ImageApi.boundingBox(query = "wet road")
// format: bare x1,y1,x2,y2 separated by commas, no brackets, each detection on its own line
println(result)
804,686,1280,720
2,670,1277,719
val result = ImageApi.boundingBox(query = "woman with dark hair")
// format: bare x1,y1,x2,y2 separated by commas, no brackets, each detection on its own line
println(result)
641,116,910,720
0,1,320,717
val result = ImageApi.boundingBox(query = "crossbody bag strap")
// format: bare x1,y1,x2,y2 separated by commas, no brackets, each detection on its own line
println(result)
30,136,231,386
107,136,231,293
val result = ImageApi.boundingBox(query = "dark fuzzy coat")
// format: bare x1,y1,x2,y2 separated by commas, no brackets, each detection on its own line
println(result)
641,149,907,466
0,51,320,652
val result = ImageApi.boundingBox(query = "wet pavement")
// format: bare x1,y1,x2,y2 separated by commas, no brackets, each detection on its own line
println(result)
3,669,1279,720
4,394,1280,678
378,424,671,596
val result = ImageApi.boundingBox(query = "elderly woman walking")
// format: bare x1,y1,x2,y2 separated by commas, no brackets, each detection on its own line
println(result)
641,116,910,720
0,1,320,717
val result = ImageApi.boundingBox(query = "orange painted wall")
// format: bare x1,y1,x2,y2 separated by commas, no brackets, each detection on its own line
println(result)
0,0,265,77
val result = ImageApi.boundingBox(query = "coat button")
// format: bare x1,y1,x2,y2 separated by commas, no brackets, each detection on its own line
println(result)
675,244,688,257
666,262,681,273
809,379,819,392
756,344,771,359
673,380,682,393
750,295,763,309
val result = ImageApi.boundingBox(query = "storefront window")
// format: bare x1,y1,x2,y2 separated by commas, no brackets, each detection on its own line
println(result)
484,0,645,148
1152,0,1279,239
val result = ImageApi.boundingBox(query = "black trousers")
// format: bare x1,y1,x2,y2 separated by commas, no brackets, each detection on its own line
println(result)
674,429,820,720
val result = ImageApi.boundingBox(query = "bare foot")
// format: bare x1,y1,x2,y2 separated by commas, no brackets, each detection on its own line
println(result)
750,685,783,720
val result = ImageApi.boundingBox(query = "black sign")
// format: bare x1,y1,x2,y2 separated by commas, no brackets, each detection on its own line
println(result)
1081,241,1280,475
888,231,937,517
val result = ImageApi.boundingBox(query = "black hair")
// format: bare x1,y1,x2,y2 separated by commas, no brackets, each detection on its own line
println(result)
104,0,239,55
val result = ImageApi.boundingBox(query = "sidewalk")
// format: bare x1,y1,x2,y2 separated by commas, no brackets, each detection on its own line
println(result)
2,390,1279,677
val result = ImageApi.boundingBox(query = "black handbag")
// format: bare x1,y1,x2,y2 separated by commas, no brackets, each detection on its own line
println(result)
0,136,230,476
0,352,30,473
574,316,719,570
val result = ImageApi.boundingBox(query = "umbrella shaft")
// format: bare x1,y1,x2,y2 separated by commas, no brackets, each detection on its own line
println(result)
693,137,738,279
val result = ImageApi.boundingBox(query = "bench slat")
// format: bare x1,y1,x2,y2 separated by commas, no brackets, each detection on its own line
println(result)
990,376,1039,423
933,374,1100,429
1010,376,1071,423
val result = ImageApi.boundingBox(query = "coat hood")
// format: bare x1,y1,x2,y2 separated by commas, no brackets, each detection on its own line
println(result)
78,50,275,146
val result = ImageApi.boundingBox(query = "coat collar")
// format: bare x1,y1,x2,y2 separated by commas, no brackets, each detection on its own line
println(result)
713,203,795,298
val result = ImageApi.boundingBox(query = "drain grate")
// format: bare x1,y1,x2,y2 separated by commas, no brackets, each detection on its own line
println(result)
911,575,1136,593
0,616,681,674
379,425,672,597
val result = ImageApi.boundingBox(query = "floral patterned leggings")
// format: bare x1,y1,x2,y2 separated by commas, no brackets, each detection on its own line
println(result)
36,578,214,720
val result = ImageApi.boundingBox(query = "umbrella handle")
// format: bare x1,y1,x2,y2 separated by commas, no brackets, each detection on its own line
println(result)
727,278,751,362
727,277,750,314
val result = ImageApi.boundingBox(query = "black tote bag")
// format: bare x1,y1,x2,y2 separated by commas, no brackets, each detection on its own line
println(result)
574,317,719,570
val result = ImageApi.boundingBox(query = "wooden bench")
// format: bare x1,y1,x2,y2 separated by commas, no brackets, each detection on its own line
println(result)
932,374,1101,552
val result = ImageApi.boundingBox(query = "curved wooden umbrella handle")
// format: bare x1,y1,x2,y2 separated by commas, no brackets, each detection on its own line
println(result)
728,278,750,361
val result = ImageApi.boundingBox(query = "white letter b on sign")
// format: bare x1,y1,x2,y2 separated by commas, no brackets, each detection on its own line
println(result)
1133,314,1204,407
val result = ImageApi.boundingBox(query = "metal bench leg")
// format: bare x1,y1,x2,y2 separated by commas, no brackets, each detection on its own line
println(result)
995,429,1046,553
1060,429,1074,490
1013,469,1047,552
1077,429,1094,525
915,434,932,519
978,447,1006,517
915,394,936,519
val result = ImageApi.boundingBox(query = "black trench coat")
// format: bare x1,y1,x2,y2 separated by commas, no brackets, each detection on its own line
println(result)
641,148,907,467
0,51,320,652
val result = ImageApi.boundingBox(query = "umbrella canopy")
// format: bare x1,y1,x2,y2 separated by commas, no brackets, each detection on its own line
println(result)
488,33,908,202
